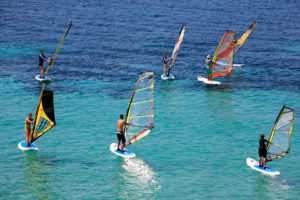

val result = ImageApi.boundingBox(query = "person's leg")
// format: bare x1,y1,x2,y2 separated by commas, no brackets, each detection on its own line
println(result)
258,149,263,167
164,64,167,76
263,157,266,168
29,129,33,144
121,135,126,152
40,65,44,78
25,128,29,147
117,134,120,150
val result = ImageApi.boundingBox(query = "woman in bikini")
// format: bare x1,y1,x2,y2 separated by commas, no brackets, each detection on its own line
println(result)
24,113,34,147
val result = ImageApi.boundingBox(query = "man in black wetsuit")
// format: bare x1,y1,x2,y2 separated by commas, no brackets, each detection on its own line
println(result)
258,133,269,169
38,50,51,78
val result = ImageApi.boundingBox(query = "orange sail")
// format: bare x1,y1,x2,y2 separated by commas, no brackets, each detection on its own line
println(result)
211,31,236,79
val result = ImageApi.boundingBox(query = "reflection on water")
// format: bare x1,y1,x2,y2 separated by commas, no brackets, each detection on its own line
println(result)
116,158,161,198
251,174,291,199
21,151,58,199
204,87,234,118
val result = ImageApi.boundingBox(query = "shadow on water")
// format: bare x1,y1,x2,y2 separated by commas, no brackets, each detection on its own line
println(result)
20,151,98,199
21,151,59,199
250,175,292,199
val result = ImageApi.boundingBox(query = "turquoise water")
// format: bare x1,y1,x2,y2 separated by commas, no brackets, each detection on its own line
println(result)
1,76,299,199
1,0,300,199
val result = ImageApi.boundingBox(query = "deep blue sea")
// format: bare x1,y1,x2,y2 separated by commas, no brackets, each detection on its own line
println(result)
1,0,300,199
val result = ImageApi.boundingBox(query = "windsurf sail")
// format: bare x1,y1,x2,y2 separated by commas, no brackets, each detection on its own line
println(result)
233,21,257,56
31,90,56,142
168,25,185,76
124,72,154,145
45,21,72,75
266,106,294,162
210,31,236,79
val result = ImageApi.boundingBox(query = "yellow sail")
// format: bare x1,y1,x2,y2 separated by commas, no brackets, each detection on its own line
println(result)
234,21,257,56
31,90,56,142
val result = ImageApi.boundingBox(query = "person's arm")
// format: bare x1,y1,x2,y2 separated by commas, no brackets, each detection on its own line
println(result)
40,54,48,61
26,118,34,125
209,61,215,67
166,57,173,61
265,139,272,145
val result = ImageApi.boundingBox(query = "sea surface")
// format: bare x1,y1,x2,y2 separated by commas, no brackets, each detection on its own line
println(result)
1,0,300,199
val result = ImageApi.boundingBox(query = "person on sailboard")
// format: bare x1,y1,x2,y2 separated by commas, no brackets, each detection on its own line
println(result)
39,50,51,79
24,113,34,147
117,114,130,152
163,51,173,77
258,133,270,169
205,55,213,81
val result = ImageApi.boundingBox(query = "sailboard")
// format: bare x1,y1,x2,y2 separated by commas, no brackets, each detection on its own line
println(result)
161,73,175,80
36,22,72,82
35,75,51,82
18,141,39,151
198,31,236,84
110,143,136,158
217,61,245,68
232,63,245,67
247,106,294,175
18,89,56,151
162,25,185,80
197,76,221,85
234,21,257,56
246,158,280,176
110,72,154,158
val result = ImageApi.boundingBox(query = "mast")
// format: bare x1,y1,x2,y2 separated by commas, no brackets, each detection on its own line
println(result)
167,25,185,76
45,21,72,75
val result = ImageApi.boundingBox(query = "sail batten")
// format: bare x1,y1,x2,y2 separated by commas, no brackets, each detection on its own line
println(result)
168,25,185,76
31,90,56,142
125,72,154,145
266,106,294,162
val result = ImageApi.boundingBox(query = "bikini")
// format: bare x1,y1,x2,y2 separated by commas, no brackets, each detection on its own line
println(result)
25,120,31,130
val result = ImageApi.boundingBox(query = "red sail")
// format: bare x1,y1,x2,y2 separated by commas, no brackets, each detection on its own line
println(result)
211,31,236,79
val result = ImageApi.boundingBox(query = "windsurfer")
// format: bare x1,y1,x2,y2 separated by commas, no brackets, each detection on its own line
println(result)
117,114,129,152
39,50,51,79
24,113,34,147
163,51,173,76
258,133,269,169
206,55,213,80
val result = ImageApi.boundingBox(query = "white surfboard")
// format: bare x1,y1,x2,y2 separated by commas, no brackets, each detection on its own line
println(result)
217,60,245,68
246,157,280,176
161,73,175,80
233,64,245,67
18,141,38,151
35,75,52,82
110,143,136,158
197,76,221,85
